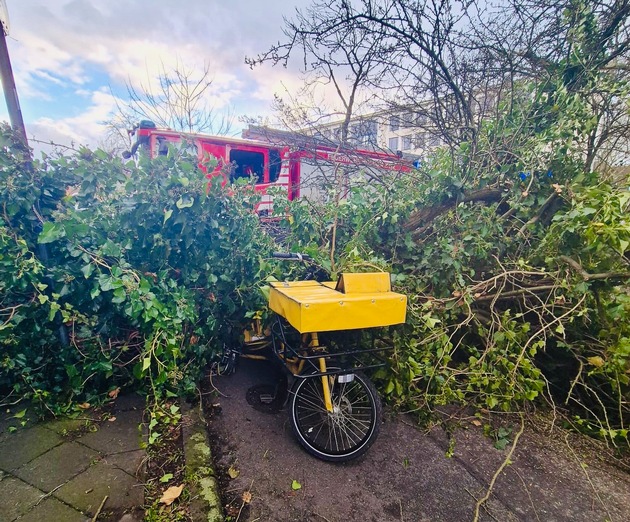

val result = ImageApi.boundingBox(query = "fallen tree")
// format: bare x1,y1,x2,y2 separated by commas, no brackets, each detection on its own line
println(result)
260,0,630,445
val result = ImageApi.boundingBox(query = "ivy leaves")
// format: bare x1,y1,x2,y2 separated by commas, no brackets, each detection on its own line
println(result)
0,126,272,412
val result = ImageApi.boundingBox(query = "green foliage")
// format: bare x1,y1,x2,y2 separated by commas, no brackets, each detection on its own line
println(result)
272,3,630,446
545,183,630,271
281,154,628,446
0,2,628,449
0,125,273,413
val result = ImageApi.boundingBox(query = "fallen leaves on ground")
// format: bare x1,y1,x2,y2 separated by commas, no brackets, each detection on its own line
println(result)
159,484,184,506
108,387,120,399
291,480,302,491
242,491,252,504
13,409,27,419
228,466,240,479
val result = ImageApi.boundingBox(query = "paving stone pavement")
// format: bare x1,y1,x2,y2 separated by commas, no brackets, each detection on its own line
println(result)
0,394,147,522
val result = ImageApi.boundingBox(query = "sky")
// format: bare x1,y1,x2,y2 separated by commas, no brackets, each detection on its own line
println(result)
0,0,313,153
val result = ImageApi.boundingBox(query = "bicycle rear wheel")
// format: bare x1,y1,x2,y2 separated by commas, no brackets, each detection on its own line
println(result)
290,371,381,462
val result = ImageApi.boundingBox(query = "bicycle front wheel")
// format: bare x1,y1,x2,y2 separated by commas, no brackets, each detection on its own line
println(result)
290,371,382,462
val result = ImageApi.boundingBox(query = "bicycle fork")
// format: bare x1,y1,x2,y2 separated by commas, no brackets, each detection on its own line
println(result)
310,333,334,413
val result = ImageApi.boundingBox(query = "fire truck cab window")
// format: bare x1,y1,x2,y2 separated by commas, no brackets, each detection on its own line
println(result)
229,149,265,184
156,138,198,158
157,137,169,156
269,149,281,183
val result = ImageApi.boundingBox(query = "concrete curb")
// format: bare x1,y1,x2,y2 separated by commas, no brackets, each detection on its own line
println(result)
181,402,224,522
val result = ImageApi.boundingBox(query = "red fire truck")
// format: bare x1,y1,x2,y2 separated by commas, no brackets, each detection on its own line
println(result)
125,120,411,212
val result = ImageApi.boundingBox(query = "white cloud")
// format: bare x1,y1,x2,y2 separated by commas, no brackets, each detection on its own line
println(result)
4,0,315,148
8,32,88,98
27,89,123,154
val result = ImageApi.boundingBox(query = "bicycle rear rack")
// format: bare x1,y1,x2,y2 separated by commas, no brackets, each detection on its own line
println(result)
270,317,394,379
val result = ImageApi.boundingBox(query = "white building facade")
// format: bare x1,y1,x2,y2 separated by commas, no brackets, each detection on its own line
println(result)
312,110,445,158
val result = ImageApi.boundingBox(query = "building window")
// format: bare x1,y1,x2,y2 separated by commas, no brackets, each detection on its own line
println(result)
427,134,441,148
415,133,426,148
388,137,399,151
402,135,413,150
352,120,377,147
401,112,414,128
389,115,400,131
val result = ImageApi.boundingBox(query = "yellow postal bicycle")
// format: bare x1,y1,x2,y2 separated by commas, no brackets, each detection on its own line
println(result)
226,252,407,462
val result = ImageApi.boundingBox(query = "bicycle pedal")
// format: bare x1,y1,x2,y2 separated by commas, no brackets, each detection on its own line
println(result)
259,394,274,404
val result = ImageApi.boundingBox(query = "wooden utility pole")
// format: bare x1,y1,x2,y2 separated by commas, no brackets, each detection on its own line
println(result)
0,1,28,147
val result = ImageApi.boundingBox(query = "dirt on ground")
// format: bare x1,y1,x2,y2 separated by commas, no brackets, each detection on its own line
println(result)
204,359,630,522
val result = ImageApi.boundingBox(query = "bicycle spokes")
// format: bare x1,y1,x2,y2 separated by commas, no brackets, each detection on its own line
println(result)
291,372,381,460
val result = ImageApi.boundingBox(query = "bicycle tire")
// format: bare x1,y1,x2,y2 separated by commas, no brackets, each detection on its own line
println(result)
289,371,382,462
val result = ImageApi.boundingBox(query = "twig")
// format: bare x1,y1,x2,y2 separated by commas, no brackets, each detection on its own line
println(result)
235,479,255,522
513,468,541,522
565,360,584,405
30,137,84,154
91,495,108,522
473,284,557,301
472,414,525,522
235,501,246,522
564,434,613,521
208,368,229,398
517,192,558,237
196,385,207,425
559,256,630,281
464,488,500,522
35,482,65,505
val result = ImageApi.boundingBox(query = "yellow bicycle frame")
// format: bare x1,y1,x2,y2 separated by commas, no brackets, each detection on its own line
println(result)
309,333,334,413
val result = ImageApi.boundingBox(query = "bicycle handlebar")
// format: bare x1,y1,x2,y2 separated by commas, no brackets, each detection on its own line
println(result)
271,252,313,261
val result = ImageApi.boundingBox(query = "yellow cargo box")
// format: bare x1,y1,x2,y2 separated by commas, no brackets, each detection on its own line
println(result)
269,273,407,333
